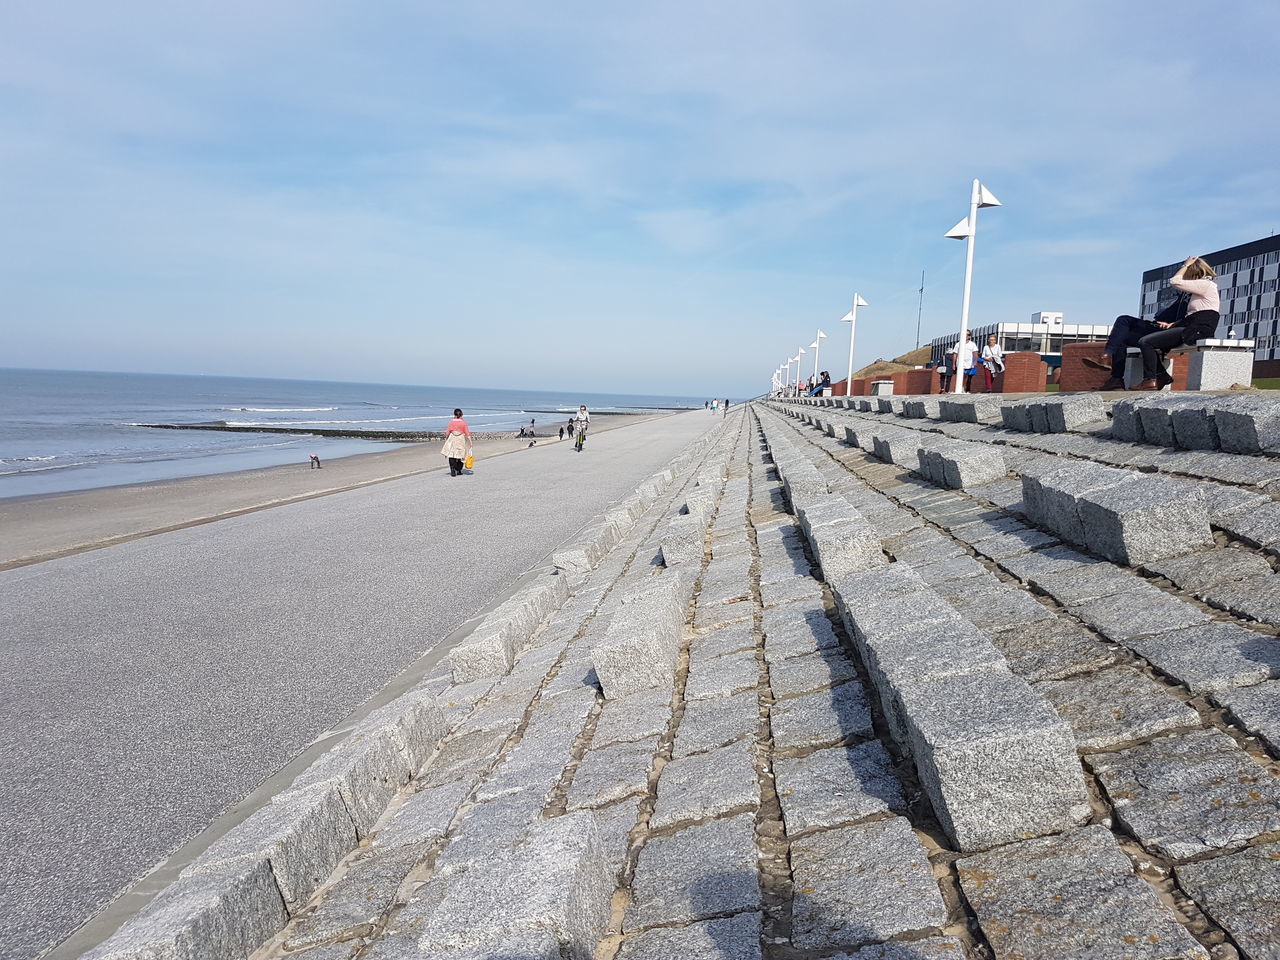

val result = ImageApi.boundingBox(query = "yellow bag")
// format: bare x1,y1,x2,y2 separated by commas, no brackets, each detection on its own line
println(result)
464,454,475,470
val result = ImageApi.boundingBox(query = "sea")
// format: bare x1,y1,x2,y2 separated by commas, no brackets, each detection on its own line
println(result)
0,369,708,500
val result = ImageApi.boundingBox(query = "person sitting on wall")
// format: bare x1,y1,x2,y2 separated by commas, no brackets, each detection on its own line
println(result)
1084,256,1220,390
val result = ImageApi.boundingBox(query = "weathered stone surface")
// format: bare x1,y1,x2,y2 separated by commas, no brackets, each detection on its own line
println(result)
1176,839,1280,960
1204,575,1280,628
999,545,1102,584
660,514,707,566
1214,680,1280,752
773,741,903,834
592,688,672,747
789,817,948,951
624,814,761,931
1127,621,1280,694
1146,548,1274,594
940,579,1058,633
912,554,989,586
689,622,757,667
989,617,1118,682
828,939,968,960
768,648,857,699
1215,396,1280,454
617,912,763,960
758,574,823,609
1036,666,1201,750
761,599,841,663
685,650,759,701
958,824,1209,960
1027,562,1141,606
283,845,421,948
415,813,612,960
1074,474,1213,566
593,797,642,879
421,727,507,789
899,668,1090,851
1067,589,1211,642
770,683,874,751
674,688,760,758
567,735,660,811
83,859,289,960
591,616,680,700
373,781,469,849
650,741,759,829
1089,728,1280,859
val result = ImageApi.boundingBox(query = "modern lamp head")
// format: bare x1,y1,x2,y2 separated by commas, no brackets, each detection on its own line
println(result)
976,182,1001,208
839,310,854,324
853,295,868,308
816,329,828,339
809,340,819,350
944,217,972,240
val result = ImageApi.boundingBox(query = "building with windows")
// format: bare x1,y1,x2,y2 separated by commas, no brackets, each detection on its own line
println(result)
1140,235,1280,363
928,313,1112,367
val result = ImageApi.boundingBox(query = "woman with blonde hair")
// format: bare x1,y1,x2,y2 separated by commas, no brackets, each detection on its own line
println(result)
441,408,473,477
1085,256,1220,390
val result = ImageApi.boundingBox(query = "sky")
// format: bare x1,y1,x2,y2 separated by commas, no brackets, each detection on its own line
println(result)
3,1,1279,398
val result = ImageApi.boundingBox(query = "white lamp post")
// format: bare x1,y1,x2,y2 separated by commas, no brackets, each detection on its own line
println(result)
795,347,806,394
944,178,1001,394
810,329,827,383
843,294,869,394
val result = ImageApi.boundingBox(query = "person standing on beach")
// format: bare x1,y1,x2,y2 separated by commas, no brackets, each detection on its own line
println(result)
442,408,473,477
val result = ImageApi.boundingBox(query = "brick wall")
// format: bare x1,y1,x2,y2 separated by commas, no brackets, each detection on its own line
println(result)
831,380,848,396
1059,342,1111,392
890,369,938,396
1000,352,1048,393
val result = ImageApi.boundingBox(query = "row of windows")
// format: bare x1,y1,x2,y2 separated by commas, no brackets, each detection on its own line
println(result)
1219,250,1280,276
1221,279,1280,299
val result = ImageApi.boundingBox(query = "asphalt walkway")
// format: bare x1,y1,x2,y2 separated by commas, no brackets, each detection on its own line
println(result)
0,410,720,959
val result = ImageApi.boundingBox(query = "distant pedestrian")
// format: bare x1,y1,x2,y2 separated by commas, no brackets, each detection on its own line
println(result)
705,400,709,410
530,417,536,436
723,399,730,415
559,426,565,440
442,408,473,477
309,454,322,469
980,335,1005,392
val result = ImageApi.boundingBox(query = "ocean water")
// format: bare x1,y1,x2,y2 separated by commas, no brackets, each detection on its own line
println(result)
0,369,706,499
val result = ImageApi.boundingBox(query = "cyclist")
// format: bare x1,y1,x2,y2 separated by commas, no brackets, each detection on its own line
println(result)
573,404,590,451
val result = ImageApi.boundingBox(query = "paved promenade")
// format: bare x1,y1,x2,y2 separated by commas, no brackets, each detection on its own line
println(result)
0,411,720,959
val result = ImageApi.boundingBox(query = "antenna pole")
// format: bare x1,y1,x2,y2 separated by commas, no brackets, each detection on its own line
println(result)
915,269,925,349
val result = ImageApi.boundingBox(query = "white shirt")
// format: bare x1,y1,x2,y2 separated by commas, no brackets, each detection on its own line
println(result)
957,340,979,369
981,343,1005,368
575,408,590,423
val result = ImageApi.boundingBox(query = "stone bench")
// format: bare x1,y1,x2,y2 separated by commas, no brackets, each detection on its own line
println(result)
938,395,1003,425
917,440,1008,490
1123,338,1255,391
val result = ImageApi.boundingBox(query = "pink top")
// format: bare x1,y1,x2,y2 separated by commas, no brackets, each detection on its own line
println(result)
446,418,470,436
1170,276,1220,315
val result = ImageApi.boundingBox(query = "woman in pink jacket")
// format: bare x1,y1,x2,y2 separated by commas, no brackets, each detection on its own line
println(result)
441,408,473,477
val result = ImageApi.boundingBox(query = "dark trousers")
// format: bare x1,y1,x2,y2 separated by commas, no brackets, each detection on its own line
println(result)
448,457,463,476
1105,315,1159,379
1134,310,1219,380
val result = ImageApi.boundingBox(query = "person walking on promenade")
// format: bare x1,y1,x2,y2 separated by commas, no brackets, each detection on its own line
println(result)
442,408,473,477
957,332,980,393
559,426,565,440
1084,256,1220,390
980,335,1005,392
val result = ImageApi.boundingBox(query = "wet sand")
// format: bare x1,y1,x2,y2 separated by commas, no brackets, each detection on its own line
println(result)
0,411,671,569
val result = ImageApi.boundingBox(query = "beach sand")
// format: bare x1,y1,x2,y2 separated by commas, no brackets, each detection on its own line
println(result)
0,411,673,569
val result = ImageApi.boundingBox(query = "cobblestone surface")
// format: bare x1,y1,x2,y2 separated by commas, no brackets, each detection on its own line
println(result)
82,399,1280,960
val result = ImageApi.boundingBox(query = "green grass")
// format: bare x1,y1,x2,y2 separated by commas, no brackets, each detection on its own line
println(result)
1044,383,1060,392
1253,378,1280,390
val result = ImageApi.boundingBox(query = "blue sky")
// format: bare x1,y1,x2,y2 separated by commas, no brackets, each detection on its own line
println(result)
3,1,1278,397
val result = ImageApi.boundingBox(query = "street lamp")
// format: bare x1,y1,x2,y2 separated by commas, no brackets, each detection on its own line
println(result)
944,179,1001,394
795,347,806,394
843,294,869,394
810,329,827,383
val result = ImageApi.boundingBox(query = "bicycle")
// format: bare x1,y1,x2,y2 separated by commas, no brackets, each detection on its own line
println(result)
574,418,588,452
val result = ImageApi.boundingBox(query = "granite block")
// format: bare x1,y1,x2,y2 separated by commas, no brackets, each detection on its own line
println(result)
624,814,760,931
773,740,903,834
592,688,673,747
1176,840,1280,960
650,742,759,829
761,599,842,663
674,689,760,758
1067,590,1212,642
789,817,948,951
1213,681,1280,753
770,683,874,751
1128,621,1280,693
566,735,660,811
899,668,1090,851
989,617,1118,682
617,912,762,960
1088,728,1280,859
1075,475,1213,566
1145,548,1274,593
768,648,857,699
1203,574,1280,627
1036,666,1201,750
958,824,1208,960
685,650,759,701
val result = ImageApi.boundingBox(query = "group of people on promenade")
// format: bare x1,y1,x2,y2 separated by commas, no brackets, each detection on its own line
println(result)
936,333,1005,393
441,404,593,475
704,399,732,413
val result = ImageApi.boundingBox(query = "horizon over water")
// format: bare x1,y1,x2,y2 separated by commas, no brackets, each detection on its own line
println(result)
0,368,715,499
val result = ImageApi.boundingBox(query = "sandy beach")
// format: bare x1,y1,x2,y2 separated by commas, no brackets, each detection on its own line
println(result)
0,411,675,569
